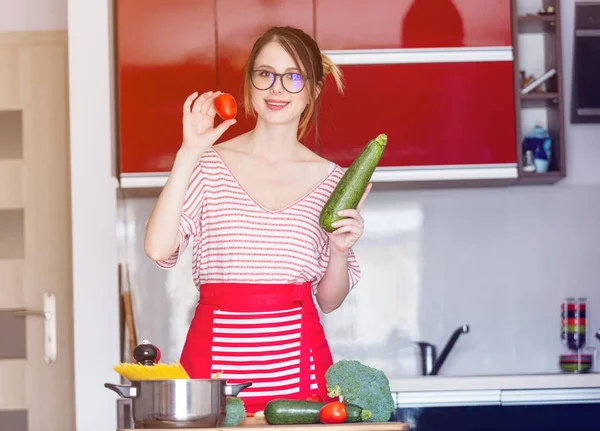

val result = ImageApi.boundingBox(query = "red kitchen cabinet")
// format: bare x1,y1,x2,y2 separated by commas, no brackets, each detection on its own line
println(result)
316,61,517,168
116,0,217,174
315,0,512,50
214,0,314,145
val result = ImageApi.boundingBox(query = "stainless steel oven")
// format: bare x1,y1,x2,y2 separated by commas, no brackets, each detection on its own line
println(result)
571,2,600,123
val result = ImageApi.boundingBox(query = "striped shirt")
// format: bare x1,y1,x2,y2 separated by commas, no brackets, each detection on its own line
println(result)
156,147,361,293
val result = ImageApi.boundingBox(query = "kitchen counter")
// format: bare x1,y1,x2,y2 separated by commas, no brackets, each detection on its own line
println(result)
389,372,600,392
118,423,410,431
388,373,600,407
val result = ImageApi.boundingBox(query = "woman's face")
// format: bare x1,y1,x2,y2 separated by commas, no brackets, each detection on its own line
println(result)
250,41,310,127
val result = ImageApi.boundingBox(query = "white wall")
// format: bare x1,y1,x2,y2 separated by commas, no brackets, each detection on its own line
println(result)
66,1,120,431
0,1,119,430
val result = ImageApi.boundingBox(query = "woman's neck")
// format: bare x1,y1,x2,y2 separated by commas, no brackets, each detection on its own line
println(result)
247,119,301,162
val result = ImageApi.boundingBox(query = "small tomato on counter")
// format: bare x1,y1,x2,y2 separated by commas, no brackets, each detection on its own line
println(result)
307,394,323,402
214,93,237,120
319,401,347,424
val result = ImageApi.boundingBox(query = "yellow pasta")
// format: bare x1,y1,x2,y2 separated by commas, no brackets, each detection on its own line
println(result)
113,362,190,381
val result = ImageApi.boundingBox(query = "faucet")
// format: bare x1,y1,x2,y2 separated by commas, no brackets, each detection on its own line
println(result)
415,324,470,376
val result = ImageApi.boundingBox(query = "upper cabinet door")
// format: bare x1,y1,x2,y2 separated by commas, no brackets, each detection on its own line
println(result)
316,61,517,169
116,0,217,174
214,0,314,145
315,0,512,50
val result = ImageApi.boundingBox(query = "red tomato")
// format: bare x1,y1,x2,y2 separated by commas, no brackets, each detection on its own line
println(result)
319,401,347,424
214,93,237,120
307,394,323,402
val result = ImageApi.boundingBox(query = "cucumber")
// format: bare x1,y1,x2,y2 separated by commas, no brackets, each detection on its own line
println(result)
319,133,387,232
263,399,372,425
264,399,322,425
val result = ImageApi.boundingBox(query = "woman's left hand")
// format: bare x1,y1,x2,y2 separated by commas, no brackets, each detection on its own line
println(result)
327,183,372,255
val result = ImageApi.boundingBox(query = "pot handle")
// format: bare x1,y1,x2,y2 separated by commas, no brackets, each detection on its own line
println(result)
104,383,137,398
224,381,252,396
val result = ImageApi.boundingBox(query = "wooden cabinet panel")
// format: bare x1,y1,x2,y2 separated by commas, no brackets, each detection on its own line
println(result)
116,0,217,174
316,0,511,50
214,0,314,145
316,61,517,168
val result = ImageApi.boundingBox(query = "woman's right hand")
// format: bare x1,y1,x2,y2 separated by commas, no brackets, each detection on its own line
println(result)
181,91,236,159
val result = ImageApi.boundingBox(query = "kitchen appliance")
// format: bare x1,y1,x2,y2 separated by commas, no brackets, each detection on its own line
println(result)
571,1,600,124
117,422,411,431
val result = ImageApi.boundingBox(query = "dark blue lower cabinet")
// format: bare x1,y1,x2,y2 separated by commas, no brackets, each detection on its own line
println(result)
391,403,600,431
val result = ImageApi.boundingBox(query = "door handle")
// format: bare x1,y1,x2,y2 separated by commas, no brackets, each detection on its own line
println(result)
12,292,57,364
13,309,51,319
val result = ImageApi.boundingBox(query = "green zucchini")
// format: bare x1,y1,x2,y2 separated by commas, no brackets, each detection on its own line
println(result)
264,399,322,425
345,403,372,422
319,133,387,232
263,399,372,425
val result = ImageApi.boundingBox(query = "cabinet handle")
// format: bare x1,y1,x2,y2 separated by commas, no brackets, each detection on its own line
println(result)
12,292,57,364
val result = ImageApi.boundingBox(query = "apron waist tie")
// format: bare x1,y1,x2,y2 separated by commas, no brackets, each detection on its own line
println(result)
199,282,309,310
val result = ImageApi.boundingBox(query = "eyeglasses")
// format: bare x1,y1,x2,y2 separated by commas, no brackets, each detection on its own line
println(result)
251,70,307,94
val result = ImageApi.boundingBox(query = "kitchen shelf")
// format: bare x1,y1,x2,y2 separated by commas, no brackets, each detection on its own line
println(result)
0,109,23,159
520,92,560,108
518,14,556,22
515,170,564,185
517,14,556,33
511,0,566,184
0,209,25,259
520,92,559,101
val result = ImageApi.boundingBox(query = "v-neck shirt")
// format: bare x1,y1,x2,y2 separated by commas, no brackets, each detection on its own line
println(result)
155,148,361,293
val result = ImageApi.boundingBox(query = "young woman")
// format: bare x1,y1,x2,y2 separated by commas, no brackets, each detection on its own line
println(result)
144,26,371,413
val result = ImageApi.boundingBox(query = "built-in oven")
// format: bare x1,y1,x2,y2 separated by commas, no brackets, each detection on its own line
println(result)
571,2,600,123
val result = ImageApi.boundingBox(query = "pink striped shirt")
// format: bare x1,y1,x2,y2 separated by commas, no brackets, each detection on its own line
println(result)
156,148,361,293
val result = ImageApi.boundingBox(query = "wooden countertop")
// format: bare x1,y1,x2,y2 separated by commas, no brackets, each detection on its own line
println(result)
118,422,410,431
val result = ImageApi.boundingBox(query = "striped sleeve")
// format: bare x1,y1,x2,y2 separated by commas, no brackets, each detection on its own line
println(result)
312,238,361,293
155,159,206,269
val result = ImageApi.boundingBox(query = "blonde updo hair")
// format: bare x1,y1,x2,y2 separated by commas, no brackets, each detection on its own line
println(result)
243,26,344,140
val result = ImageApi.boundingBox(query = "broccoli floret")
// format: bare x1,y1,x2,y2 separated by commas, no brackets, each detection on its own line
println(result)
222,396,246,427
325,360,395,423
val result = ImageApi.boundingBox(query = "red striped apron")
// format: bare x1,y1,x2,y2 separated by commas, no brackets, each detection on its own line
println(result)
179,282,334,413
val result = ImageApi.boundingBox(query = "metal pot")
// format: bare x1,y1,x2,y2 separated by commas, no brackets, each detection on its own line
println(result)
104,379,252,428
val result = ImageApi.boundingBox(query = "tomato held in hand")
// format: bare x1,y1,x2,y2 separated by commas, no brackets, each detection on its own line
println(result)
319,401,347,424
214,93,237,121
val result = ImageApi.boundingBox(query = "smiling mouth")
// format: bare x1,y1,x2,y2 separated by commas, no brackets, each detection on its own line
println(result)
265,100,290,110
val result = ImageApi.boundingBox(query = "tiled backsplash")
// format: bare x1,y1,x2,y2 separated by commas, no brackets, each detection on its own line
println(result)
118,183,600,379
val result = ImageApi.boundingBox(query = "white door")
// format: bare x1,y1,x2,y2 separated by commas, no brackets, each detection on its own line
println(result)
0,30,75,431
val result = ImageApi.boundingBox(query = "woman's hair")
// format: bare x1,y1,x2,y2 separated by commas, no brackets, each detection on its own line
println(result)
242,26,344,140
